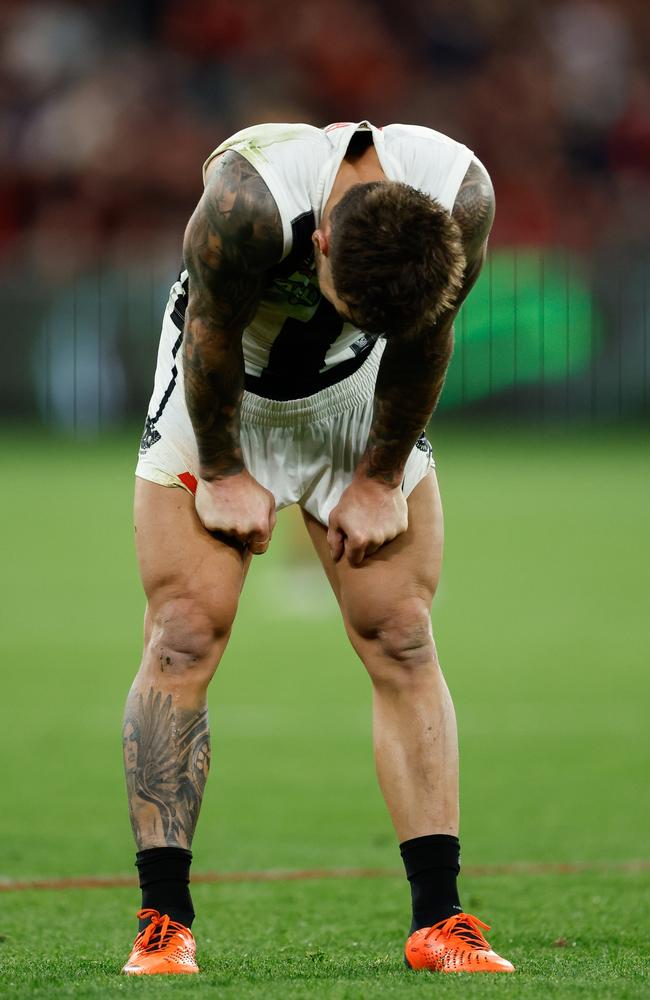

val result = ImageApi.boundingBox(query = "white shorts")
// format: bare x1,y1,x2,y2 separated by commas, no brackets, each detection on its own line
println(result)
136,311,435,526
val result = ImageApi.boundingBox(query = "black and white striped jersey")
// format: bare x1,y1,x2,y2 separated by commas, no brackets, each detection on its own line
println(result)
169,121,473,401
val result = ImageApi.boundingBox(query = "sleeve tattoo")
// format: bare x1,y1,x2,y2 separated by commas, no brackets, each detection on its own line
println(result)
182,150,283,480
359,158,495,484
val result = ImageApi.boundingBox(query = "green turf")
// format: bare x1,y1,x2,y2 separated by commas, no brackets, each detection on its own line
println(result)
0,426,648,997
1,873,648,999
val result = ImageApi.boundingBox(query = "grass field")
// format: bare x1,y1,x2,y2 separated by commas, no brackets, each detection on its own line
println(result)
1,426,648,998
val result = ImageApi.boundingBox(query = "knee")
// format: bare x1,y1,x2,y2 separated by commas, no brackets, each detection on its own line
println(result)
144,594,236,681
375,598,435,666
349,596,437,682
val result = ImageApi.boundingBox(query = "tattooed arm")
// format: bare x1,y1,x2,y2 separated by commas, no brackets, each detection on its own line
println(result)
328,158,495,564
182,150,283,552
357,158,494,484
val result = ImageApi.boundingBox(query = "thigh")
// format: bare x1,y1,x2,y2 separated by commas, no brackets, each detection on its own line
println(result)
134,477,251,623
302,471,443,629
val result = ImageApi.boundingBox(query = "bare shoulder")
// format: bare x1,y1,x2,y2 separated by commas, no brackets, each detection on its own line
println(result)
184,149,283,279
452,156,495,258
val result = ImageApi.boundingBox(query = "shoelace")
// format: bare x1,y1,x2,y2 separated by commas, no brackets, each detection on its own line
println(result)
425,912,491,949
134,909,188,952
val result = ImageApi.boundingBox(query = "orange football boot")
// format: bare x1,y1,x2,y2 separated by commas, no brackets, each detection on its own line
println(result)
122,908,199,975
405,912,515,973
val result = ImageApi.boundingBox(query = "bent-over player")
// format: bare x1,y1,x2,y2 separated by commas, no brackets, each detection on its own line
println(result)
122,120,514,975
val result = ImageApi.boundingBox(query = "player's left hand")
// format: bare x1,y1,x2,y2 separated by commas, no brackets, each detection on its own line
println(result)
327,477,408,565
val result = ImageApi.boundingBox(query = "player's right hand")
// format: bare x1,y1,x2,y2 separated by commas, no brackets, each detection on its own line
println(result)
194,470,276,554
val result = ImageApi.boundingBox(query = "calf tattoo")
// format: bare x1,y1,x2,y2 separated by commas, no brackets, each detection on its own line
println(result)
123,688,211,849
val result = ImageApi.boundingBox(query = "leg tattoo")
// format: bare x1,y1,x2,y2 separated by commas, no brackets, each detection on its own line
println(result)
123,688,211,849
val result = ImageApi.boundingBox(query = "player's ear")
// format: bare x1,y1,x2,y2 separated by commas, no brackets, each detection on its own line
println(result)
312,229,330,257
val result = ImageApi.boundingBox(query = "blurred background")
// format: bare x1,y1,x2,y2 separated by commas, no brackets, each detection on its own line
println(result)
1,0,648,891
1,0,649,428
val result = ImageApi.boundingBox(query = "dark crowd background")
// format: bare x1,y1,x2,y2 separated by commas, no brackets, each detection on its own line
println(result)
1,0,648,429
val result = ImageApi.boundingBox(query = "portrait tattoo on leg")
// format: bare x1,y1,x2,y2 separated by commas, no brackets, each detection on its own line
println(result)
122,688,211,849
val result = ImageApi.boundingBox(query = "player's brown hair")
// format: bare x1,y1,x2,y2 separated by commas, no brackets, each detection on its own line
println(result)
329,181,466,336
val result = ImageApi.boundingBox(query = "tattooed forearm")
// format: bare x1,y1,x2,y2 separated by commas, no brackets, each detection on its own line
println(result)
358,158,495,485
183,321,246,479
182,150,283,479
123,688,211,850
359,328,454,485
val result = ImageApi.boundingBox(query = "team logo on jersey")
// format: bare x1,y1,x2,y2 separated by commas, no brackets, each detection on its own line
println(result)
272,273,320,308
139,415,161,453
415,431,433,458
350,333,375,355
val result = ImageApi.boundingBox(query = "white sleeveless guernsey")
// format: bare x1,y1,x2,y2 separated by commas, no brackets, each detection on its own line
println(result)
171,121,473,401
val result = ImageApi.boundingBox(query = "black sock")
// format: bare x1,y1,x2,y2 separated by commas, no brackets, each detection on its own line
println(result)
400,834,462,933
135,847,195,930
